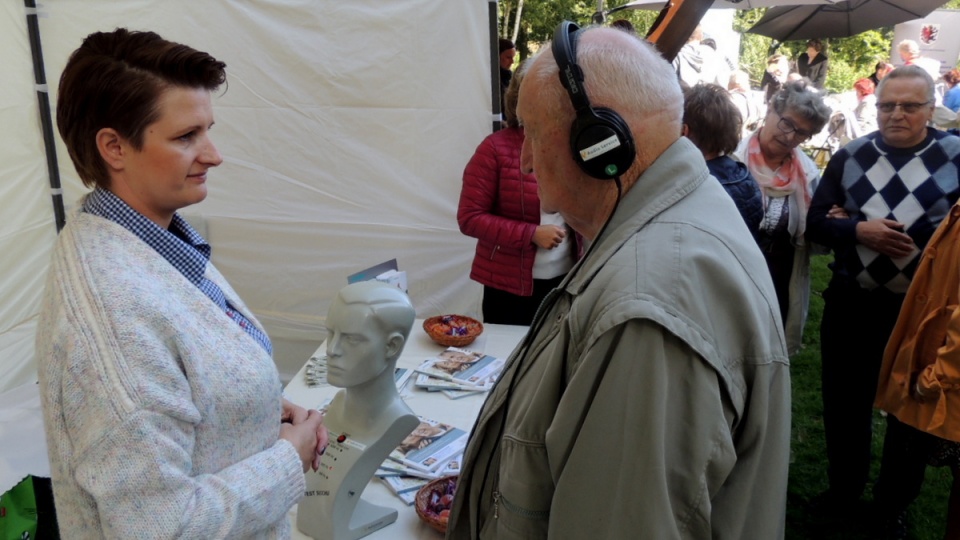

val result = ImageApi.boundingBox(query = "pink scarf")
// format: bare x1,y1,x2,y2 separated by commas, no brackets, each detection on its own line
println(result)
745,130,811,237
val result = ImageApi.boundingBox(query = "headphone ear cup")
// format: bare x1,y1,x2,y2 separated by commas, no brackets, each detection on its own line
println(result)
569,107,636,180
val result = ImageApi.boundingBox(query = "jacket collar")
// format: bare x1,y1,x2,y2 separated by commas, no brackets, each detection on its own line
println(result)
562,137,708,295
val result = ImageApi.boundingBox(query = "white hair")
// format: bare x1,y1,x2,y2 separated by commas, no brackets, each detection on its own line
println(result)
729,70,750,92
877,64,936,103
898,39,919,58
525,26,683,144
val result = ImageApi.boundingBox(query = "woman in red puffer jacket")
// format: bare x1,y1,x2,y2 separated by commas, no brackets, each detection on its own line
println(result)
457,62,579,326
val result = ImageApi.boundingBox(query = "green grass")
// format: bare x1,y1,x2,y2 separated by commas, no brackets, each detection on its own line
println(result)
785,255,954,540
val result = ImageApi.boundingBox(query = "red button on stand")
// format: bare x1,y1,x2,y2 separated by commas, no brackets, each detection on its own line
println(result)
337,434,347,443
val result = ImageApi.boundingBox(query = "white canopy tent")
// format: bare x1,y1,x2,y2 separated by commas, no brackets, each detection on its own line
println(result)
0,0,496,390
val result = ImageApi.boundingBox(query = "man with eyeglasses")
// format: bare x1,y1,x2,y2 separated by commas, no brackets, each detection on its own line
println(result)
806,65,960,538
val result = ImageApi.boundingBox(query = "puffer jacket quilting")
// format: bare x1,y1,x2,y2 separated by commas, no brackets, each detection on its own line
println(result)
458,127,541,296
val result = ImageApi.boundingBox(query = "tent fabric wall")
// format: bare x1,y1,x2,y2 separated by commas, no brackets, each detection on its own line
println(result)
1,0,492,387
1,0,58,392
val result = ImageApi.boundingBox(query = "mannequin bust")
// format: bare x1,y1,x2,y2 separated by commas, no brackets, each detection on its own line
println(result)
297,281,419,540
321,282,417,439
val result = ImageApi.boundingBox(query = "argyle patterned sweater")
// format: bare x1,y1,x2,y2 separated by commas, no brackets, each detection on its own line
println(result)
807,128,960,293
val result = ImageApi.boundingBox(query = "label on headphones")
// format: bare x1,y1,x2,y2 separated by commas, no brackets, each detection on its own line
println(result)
579,134,621,162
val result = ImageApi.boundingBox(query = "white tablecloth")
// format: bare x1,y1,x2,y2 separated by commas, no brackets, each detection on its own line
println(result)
284,321,527,540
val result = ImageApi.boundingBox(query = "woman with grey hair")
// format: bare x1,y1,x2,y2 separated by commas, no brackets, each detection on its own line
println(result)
733,80,831,353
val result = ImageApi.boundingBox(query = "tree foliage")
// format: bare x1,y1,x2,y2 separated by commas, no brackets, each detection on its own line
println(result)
822,30,893,93
503,0,959,91
498,0,660,60
732,9,772,88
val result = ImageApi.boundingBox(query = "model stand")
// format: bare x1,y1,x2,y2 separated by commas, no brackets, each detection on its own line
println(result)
297,408,418,540
296,281,419,540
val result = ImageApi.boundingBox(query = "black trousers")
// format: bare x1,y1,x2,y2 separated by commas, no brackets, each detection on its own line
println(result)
820,277,905,500
761,229,795,329
874,415,940,513
481,275,565,327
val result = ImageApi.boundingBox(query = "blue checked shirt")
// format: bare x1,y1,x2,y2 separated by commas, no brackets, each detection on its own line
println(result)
83,188,272,355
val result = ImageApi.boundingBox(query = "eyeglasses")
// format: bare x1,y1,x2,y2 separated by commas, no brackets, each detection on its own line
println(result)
776,115,815,141
876,101,931,114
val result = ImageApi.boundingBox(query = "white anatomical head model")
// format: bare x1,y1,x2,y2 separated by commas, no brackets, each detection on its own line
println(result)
324,281,415,389
299,282,420,540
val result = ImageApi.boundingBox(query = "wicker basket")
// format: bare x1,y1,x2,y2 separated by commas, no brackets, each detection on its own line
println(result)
422,315,483,347
414,475,458,534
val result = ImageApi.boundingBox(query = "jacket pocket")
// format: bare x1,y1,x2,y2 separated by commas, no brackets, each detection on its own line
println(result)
482,435,552,538
913,304,957,370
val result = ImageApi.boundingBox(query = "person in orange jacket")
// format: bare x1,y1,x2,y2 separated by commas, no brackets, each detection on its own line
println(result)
875,203,960,540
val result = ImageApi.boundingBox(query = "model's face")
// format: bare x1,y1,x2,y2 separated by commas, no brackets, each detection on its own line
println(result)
877,77,934,149
112,87,222,227
411,424,437,437
324,302,389,388
437,350,473,364
518,72,580,217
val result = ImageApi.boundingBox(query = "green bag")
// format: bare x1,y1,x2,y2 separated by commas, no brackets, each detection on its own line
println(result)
0,476,38,540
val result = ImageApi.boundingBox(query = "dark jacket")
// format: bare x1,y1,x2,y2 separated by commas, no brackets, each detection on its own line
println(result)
706,155,763,240
499,67,512,110
760,71,782,104
797,52,828,89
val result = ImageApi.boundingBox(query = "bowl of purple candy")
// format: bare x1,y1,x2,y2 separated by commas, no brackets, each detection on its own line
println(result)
422,315,483,347
415,475,458,533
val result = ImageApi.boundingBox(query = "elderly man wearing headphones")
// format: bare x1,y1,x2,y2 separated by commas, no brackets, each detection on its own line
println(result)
446,23,791,540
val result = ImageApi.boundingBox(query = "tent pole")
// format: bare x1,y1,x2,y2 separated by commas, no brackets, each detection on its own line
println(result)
489,0,501,133
24,0,66,233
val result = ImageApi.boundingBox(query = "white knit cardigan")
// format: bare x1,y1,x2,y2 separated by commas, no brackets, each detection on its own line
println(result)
36,208,305,539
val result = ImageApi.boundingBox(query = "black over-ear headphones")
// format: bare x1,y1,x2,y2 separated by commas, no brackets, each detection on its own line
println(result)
552,21,636,180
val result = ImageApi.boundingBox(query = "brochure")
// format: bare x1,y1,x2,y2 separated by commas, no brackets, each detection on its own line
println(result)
413,347,505,390
394,367,413,391
441,388,485,400
388,417,468,473
379,452,463,480
379,474,429,497
415,373,480,391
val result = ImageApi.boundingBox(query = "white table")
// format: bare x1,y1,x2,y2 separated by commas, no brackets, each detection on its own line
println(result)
284,321,527,540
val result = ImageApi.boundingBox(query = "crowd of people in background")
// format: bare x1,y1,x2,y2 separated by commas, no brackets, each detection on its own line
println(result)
809,64,960,540
461,22,960,540
679,34,960,540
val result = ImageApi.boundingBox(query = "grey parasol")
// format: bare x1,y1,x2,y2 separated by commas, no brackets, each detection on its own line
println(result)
747,0,948,41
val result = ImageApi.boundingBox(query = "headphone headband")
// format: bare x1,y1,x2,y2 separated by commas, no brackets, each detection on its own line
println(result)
550,21,636,180
553,21,591,113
